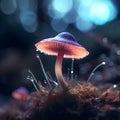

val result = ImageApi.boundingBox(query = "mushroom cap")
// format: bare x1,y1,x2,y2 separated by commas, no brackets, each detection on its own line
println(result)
35,32,89,59
12,87,29,100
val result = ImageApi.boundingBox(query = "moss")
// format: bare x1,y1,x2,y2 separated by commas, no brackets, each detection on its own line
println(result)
1,81,120,120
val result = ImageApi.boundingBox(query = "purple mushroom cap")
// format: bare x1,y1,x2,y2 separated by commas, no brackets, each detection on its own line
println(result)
12,87,29,100
35,32,89,59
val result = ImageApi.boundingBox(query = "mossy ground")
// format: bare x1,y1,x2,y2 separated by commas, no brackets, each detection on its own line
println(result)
0,81,120,120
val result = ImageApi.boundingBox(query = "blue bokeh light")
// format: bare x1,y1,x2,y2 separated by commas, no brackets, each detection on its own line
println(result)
48,0,73,19
20,11,38,32
75,17,93,31
18,0,38,32
18,0,37,12
51,19,68,32
77,0,117,26
18,0,30,11
89,1,117,25
0,0,17,15
63,10,77,24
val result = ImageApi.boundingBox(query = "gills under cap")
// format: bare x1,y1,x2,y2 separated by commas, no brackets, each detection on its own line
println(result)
35,32,89,59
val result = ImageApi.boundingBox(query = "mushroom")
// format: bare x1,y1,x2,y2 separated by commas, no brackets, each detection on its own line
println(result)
12,87,29,100
35,32,89,88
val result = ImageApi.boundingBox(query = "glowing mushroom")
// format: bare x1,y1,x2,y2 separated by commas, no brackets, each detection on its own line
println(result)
35,32,89,88
12,87,29,100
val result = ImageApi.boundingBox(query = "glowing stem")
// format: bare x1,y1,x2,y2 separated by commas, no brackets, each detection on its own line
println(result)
31,79,40,93
67,68,70,80
36,54,51,89
55,52,68,88
87,62,106,82
28,69,39,86
26,76,40,93
70,58,74,80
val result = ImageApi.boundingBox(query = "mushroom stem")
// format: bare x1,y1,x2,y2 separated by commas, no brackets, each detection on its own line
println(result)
55,52,68,88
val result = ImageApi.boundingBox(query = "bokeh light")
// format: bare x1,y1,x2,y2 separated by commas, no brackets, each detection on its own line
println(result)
89,1,117,25
77,0,117,26
48,0,73,19
63,10,77,24
18,0,38,33
20,11,38,33
75,17,93,32
18,0,30,11
18,0,37,12
46,0,117,32
113,84,117,88
0,0,118,33
0,0,17,15
51,19,68,32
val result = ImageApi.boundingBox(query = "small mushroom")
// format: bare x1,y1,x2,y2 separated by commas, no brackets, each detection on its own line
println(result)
35,32,89,88
12,87,29,100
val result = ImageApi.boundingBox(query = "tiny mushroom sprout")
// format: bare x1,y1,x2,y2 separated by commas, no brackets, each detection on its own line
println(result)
35,32,89,88
12,87,29,100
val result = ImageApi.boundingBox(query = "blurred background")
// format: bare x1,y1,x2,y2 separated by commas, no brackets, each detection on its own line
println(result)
0,0,119,100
